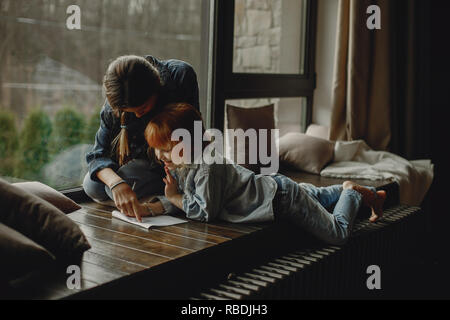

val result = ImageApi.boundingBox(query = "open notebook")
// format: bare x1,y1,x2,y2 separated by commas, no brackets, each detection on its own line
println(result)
112,210,187,229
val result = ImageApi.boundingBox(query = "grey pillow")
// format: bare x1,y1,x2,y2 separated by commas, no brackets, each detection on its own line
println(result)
13,181,81,214
0,178,90,262
0,223,55,281
279,132,335,174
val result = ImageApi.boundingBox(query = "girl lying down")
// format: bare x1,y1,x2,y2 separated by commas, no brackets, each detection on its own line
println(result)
138,103,386,245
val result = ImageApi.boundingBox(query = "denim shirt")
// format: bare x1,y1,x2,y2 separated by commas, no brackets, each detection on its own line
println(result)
86,56,200,181
156,159,278,224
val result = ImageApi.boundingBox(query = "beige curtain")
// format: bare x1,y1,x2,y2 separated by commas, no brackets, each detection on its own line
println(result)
329,0,391,150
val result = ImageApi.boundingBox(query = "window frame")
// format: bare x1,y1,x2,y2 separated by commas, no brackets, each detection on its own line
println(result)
210,0,318,131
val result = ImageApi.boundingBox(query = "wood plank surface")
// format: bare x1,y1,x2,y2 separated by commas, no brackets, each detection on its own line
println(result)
71,210,214,251
82,251,146,274
80,206,230,244
22,199,265,299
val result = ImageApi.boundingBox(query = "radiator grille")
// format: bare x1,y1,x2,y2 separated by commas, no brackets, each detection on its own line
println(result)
190,205,424,300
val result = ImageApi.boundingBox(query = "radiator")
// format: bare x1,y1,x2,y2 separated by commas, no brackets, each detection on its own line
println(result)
190,205,424,299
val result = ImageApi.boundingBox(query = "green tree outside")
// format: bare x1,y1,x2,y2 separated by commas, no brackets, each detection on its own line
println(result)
83,107,101,144
15,109,53,180
49,107,86,156
0,110,19,177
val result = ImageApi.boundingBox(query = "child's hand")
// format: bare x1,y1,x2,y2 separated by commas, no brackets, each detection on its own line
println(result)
136,201,165,217
163,166,179,199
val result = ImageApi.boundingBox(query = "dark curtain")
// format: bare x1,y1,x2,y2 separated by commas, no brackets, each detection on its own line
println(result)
392,0,450,295
389,0,431,160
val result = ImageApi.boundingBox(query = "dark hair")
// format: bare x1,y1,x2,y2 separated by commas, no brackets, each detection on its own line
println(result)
103,55,161,112
103,55,162,165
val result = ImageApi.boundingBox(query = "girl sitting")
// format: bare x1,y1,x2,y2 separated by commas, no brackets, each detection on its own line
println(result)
142,103,386,245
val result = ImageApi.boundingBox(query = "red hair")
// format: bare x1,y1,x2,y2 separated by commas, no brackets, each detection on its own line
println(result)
145,103,204,150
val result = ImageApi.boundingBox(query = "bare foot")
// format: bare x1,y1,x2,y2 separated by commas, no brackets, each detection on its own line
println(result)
342,181,386,222
342,181,377,207
369,190,387,222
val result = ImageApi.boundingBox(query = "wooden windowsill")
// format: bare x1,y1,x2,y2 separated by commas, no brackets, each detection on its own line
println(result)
10,171,399,299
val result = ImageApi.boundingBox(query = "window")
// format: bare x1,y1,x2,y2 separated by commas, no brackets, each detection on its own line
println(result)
0,0,210,191
212,0,317,132
0,0,316,193
232,0,308,74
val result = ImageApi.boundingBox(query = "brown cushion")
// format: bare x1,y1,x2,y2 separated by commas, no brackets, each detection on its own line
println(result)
13,181,81,214
279,132,335,174
0,178,90,262
226,104,275,173
0,223,55,281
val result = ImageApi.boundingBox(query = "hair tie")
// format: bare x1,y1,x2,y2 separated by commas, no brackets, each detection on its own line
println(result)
120,124,127,129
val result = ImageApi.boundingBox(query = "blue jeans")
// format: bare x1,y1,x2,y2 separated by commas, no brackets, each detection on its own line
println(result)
83,159,165,201
271,174,376,245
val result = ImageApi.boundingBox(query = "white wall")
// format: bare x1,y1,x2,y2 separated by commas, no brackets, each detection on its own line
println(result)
312,0,338,127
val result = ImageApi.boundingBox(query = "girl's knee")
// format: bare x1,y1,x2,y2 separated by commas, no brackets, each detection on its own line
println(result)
82,173,109,201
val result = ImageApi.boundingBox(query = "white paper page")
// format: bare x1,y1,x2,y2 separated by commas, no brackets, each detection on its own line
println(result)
112,210,187,229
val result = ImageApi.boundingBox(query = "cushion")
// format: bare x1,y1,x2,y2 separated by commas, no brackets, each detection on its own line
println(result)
226,104,275,173
0,178,90,262
278,132,335,174
0,223,55,281
305,124,330,140
13,181,81,214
